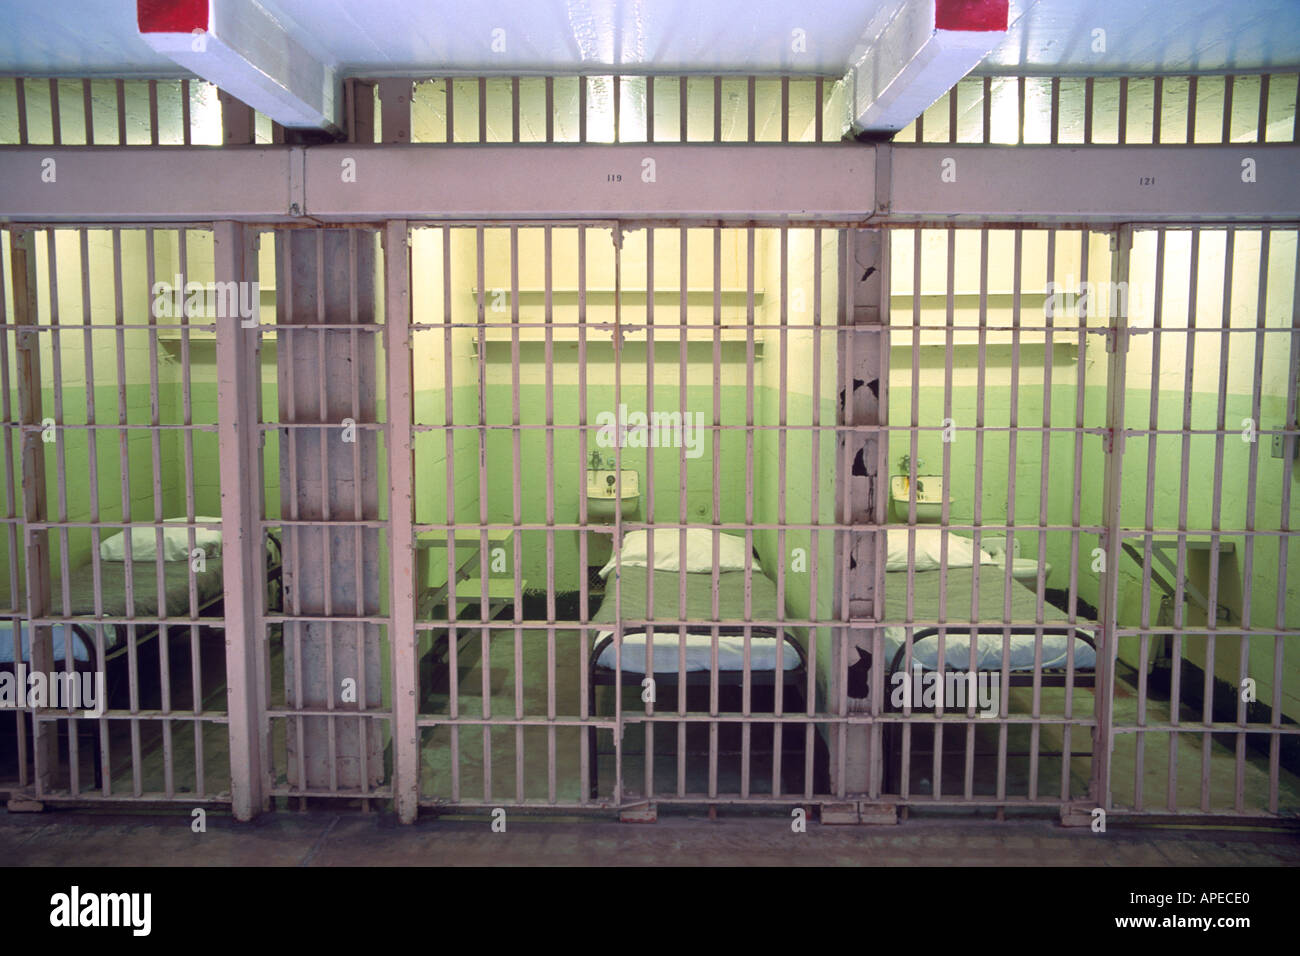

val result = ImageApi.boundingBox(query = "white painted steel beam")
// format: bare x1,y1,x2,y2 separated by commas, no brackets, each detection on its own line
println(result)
883,145,1300,222
2,144,1299,223
842,0,1011,136
304,144,876,220
0,147,295,221
137,0,340,131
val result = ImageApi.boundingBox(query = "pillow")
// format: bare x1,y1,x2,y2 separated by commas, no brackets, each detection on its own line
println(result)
99,517,224,562
599,529,760,578
886,528,993,572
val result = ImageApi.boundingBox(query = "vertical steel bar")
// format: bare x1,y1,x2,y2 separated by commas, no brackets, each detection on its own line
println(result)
474,226,491,801
1170,229,1201,809
714,77,722,142
510,226,524,803
47,78,61,146
544,225,557,803
385,221,418,822
1094,226,1131,812
442,226,461,803
214,222,265,819
1201,227,1234,811
12,229,54,794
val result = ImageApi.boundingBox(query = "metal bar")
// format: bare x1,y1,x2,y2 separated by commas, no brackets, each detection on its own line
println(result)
478,77,487,143
1094,226,1131,811
680,77,688,142
511,76,521,143
148,80,158,146
15,77,28,144
1237,227,1269,812
384,220,418,822
747,76,756,143
1084,77,1094,144
1153,77,1163,144
646,76,654,143
714,76,722,142
1118,77,1128,145
578,224,590,800
579,78,587,144
1168,228,1201,810
12,229,55,794
1222,75,1234,143
1049,77,1059,144
509,225,524,804
613,75,621,143
1257,74,1270,144
214,222,265,818
49,78,61,146
815,77,824,143
544,224,556,803
442,226,460,803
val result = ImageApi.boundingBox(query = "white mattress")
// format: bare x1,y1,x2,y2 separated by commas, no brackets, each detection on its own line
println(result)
594,630,801,674
882,626,1096,672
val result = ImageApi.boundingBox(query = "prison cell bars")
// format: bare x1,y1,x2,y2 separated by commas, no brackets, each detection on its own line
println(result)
885,226,1107,815
2,225,233,805
898,72,1300,145
2,214,1300,816
401,224,856,811
1106,224,1300,818
3,71,1297,151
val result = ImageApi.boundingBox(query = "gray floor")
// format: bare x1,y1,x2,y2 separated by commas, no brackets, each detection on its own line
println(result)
3,807,1298,866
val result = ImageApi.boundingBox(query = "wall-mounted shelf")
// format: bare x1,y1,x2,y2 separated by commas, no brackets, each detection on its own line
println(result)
470,288,765,306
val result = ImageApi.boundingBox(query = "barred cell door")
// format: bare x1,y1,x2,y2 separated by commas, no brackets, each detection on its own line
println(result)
1096,224,1300,821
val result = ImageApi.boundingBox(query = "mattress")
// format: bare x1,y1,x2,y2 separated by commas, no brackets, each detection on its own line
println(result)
0,557,228,663
592,567,800,673
881,564,1097,672
0,622,87,664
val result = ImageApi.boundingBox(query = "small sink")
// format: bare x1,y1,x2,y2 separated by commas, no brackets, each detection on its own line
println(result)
586,469,639,521
586,469,638,499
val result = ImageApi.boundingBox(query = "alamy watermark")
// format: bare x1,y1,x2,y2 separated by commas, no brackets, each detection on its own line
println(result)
1044,275,1129,320
0,664,105,717
595,404,706,459
890,665,1000,718
151,275,260,327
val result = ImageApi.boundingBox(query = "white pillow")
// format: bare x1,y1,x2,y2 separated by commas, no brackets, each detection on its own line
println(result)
599,529,760,578
99,517,224,562
886,528,993,572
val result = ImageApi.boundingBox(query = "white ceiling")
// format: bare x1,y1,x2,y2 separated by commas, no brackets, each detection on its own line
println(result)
1,0,1298,78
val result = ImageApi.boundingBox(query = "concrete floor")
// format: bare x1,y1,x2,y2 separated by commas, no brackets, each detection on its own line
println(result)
4,807,1298,866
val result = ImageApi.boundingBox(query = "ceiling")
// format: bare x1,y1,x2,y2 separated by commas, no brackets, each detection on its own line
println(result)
1,0,1298,78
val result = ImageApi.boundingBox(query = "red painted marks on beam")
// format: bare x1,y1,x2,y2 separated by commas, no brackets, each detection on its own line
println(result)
935,0,1009,32
137,0,209,34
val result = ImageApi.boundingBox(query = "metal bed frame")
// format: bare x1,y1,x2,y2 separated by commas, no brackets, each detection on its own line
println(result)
881,624,1099,795
587,626,812,799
